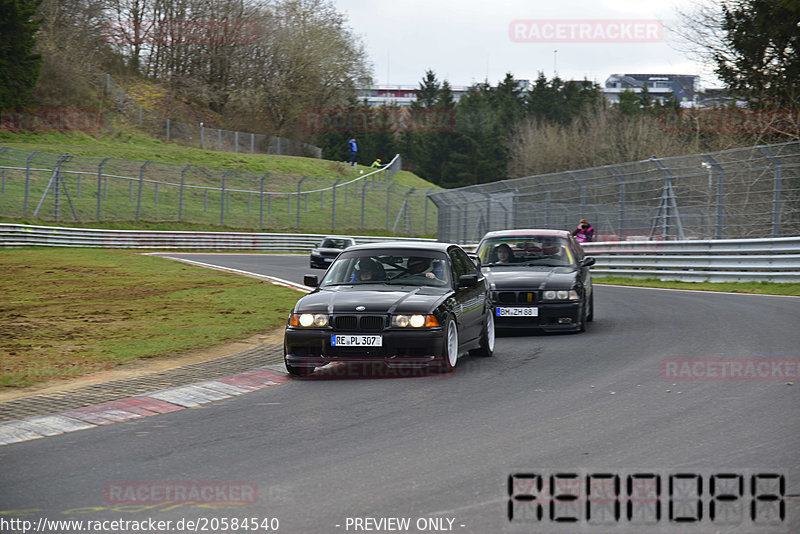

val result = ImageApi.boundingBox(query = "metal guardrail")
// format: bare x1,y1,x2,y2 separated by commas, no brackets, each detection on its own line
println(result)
583,237,800,282
0,224,434,251
3,224,797,282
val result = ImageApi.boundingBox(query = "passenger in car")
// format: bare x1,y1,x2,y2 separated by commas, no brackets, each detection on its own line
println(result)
495,243,514,263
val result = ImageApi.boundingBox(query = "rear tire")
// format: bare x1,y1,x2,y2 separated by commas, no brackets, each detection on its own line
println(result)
471,309,495,358
440,317,459,373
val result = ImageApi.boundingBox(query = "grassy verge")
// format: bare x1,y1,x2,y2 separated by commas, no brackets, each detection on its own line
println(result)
0,130,429,188
594,276,800,296
0,248,303,388
0,131,438,237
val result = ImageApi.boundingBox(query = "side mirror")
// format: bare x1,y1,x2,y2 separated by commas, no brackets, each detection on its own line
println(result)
303,274,319,287
458,274,478,288
467,253,481,269
581,257,596,267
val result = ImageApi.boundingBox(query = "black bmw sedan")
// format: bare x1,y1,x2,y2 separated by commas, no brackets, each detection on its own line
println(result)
309,236,356,269
284,242,495,376
476,229,595,333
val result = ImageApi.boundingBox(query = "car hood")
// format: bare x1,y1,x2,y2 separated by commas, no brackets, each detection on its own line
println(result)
295,285,451,314
482,267,578,289
313,247,345,256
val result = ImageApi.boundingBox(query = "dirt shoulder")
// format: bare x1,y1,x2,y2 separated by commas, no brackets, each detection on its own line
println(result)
0,328,285,403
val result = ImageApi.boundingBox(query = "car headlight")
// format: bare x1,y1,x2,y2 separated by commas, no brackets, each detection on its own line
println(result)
310,251,321,257
290,313,329,327
543,290,580,301
392,314,439,328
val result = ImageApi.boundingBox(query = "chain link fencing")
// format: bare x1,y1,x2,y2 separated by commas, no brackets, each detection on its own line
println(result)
0,149,438,236
102,74,322,158
430,141,800,243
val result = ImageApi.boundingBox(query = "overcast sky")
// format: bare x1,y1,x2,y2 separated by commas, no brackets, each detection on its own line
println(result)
332,0,719,89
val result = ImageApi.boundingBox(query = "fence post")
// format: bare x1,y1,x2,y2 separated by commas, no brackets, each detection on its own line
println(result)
179,164,191,222
331,178,343,230
260,172,269,229
424,190,432,234
234,131,239,153
386,182,397,229
297,176,307,227
650,157,685,240
24,150,40,216
251,133,255,154
96,157,110,221
220,169,232,225
166,119,170,142
218,129,222,151
701,154,725,239
361,181,369,228
200,123,205,149
605,165,625,240
759,146,783,237
139,105,143,127
136,160,152,220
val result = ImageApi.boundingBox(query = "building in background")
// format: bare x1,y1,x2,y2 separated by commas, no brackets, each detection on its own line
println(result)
356,80,531,108
603,74,700,107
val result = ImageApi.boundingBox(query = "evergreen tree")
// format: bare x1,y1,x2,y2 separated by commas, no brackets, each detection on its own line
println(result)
716,0,800,110
0,0,43,108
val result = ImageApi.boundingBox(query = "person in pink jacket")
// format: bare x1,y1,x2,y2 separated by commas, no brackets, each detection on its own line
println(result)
572,219,595,243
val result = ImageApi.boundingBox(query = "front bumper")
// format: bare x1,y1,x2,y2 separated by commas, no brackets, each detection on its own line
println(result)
494,301,582,332
284,327,445,369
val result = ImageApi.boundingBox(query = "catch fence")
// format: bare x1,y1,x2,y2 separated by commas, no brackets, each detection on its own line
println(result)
0,149,438,236
102,74,322,158
430,141,800,243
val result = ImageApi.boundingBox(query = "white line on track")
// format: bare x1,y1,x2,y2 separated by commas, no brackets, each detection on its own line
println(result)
596,283,800,299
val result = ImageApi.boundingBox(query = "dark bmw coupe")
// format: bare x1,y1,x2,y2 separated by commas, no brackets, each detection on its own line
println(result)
476,229,595,333
284,242,495,376
309,236,356,269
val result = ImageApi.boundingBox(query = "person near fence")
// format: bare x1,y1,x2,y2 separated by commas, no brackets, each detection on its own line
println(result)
572,219,595,243
370,158,382,169
348,138,358,167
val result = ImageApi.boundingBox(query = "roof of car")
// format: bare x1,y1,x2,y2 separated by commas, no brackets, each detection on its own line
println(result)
479,229,571,240
343,241,455,253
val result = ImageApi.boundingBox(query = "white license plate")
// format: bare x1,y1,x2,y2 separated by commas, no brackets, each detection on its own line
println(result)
496,307,538,317
331,335,383,347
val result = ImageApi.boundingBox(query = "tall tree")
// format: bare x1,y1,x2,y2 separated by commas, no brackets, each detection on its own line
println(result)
715,0,800,109
0,0,42,108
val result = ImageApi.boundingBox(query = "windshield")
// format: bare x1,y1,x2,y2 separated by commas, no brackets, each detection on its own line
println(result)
320,238,352,249
477,236,574,267
321,251,450,287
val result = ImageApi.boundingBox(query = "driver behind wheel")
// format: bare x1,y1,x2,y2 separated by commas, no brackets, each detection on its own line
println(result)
354,258,385,281
407,256,442,280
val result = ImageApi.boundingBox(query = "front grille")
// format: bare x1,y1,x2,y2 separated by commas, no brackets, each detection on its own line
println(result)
360,316,385,331
495,291,538,304
333,315,386,331
334,316,358,330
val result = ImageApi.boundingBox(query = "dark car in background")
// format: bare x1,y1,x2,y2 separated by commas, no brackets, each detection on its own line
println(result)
309,236,356,269
476,229,595,333
285,242,495,376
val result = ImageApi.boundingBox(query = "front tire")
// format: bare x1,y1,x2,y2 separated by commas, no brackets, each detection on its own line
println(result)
587,291,594,322
440,317,459,372
471,309,495,358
